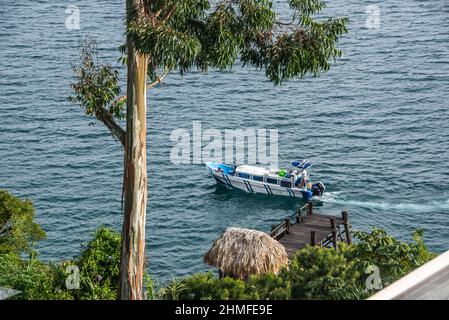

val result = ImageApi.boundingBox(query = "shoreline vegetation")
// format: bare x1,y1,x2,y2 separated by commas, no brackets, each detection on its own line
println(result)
0,190,435,300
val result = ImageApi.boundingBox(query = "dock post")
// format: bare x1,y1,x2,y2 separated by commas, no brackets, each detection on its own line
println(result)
285,218,291,235
311,230,316,246
307,202,313,216
342,210,352,245
330,217,337,249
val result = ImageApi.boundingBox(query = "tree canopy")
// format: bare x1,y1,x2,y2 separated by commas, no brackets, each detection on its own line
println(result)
70,0,349,142
127,0,349,84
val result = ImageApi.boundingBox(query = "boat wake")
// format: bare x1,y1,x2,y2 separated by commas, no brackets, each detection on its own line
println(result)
317,192,449,214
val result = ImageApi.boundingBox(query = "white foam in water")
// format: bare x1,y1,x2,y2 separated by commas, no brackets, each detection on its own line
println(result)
315,191,343,203
318,192,449,214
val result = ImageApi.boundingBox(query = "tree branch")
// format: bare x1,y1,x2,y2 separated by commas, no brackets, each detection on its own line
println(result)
147,70,169,88
274,18,296,26
114,69,169,103
162,4,177,23
96,111,126,147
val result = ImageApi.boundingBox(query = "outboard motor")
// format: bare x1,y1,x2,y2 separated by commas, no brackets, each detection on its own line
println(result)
311,182,325,196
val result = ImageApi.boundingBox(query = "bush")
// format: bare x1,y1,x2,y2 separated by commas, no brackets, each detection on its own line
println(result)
246,272,290,300
0,190,69,299
350,228,436,287
0,225,122,300
71,226,122,300
0,191,126,300
0,253,72,300
287,243,360,299
0,190,46,255
174,273,248,300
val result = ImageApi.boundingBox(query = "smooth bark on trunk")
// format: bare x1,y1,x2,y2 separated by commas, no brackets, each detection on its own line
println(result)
118,0,148,300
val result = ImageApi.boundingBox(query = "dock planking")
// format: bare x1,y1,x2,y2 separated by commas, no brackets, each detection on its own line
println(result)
270,203,351,258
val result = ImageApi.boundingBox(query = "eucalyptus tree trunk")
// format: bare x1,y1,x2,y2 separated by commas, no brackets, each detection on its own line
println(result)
118,0,148,300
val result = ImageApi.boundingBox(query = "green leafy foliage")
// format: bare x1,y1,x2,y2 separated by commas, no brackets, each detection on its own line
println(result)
0,190,68,299
127,0,349,84
0,190,46,255
245,272,290,299
349,228,437,287
165,273,248,300
143,274,156,300
0,191,143,300
289,0,326,16
69,40,127,145
70,1,348,145
68,40,125,122
286,243,360,299
70,226,122,300
0,253,74,300
0,226,123,300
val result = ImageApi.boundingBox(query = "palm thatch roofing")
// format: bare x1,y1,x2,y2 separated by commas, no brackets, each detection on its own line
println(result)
204,227,289,279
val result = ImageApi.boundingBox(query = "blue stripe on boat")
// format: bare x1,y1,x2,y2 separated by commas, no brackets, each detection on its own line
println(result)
223,173,232,186
243,180,253,192
264,184,273,195
221,173,229,186
247,180,254,192
263,184,269,194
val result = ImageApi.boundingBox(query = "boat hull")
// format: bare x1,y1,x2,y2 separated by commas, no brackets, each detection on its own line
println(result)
209,169,314,201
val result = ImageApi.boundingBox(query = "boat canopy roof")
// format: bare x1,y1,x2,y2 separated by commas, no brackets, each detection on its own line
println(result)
291,160,312,170
236,165,270,176
236,164,298,180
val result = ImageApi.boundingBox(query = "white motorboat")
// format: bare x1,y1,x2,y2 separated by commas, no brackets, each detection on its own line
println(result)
206,160,325,201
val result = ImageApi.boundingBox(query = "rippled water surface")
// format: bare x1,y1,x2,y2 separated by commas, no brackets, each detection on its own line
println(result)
1,1,449,281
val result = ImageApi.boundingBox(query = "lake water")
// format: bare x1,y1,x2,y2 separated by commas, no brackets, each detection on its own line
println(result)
1,0,448,282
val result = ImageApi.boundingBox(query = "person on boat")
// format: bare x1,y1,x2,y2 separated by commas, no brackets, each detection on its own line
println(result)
300,171,308,188
294,171,307,188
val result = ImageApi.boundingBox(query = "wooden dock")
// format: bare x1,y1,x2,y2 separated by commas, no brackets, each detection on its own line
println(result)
270,203,351,258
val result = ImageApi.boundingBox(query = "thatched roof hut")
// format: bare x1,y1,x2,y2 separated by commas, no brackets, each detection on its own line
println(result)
204,227,289,279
